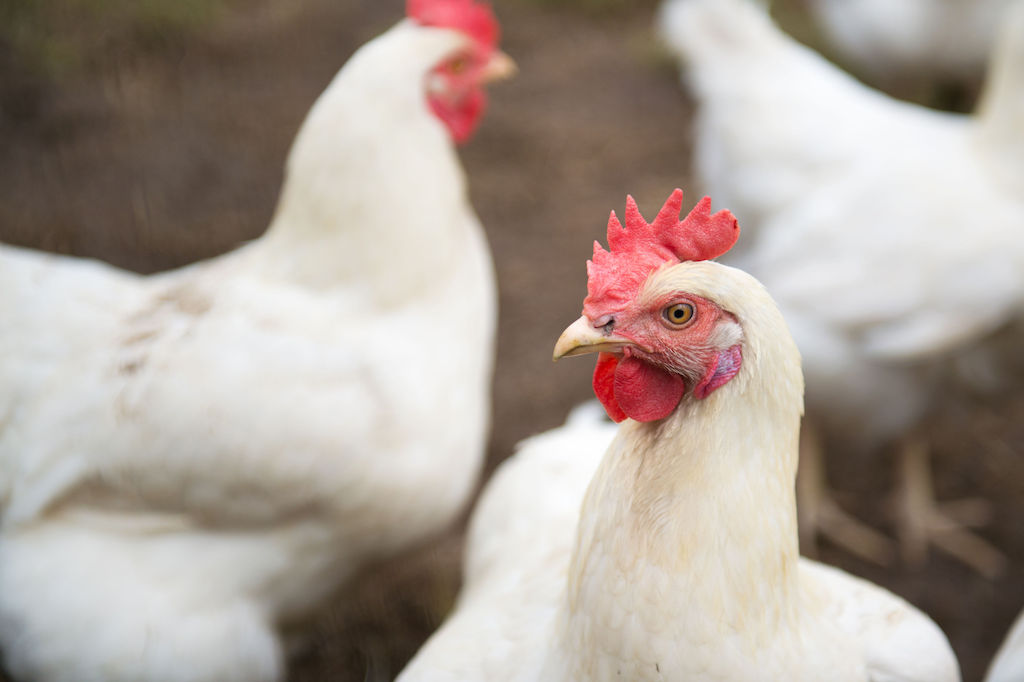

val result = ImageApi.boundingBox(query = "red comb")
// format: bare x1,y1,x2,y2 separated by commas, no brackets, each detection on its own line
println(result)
583,189,739,315
407,0,499,50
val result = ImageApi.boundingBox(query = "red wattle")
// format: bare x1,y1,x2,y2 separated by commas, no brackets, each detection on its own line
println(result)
592,354,686,423
614,356,686,422
593,353,627,423
428,89,486,144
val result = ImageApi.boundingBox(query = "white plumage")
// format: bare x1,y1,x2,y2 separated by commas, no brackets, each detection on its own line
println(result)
658,0,1024,257
987,608,1024,682
0,16,501,682
398,238,959,681
805,0,1017,90
657,0,1024,572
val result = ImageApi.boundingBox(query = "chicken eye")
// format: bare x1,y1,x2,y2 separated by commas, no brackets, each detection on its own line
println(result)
448,56,469,74
663,302,695,327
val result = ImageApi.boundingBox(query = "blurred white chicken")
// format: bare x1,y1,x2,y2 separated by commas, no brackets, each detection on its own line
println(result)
986,608,1024,682
658,0,1024,575
397,191,960,682
0,1,513,680
804,0,1016,105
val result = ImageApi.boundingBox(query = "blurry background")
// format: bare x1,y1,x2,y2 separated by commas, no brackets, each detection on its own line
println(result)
1,0,1022,680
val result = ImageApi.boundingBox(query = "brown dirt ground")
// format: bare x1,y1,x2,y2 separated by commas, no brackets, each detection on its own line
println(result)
1,1,1022,681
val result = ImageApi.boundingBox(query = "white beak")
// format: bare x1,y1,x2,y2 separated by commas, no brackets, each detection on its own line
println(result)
480,49,517,83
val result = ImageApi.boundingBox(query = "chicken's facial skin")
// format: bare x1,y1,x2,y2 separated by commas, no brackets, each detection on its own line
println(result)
407,0,513,144
558,287,744,423
426,46,512,144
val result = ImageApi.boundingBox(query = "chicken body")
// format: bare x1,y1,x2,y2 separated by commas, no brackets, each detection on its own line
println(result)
658,0,1024,570
658,0,1024,259
805,0,1015,91
0,18,497,682
398,197,958,682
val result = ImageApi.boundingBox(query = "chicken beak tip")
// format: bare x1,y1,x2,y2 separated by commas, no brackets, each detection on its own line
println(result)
482,50,517,83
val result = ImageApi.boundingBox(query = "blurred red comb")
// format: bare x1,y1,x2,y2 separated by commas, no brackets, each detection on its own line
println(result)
584,189,739,314
406,0,499,50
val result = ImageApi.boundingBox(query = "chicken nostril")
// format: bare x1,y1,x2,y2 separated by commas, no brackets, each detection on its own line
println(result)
592,315,615,334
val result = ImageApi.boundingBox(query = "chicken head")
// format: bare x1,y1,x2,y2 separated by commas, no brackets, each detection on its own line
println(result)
554,190,744,423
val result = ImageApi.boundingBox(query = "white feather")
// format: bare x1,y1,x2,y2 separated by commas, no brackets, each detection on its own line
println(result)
986,608,1024,682
805,0,1017,86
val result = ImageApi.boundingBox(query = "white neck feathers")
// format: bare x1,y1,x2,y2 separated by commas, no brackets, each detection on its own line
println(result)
555,262,805,678
247,21,475,303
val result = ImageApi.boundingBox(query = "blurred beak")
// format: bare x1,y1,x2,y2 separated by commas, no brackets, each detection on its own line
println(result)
481,50,517,83
553,316,634,360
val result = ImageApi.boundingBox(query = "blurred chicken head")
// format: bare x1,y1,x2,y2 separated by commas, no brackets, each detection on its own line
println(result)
408,0,515,143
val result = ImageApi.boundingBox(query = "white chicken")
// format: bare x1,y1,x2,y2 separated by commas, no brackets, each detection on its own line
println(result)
657,0,1024,575
397,190,960,682
804,0,1016,101
0,1,513,680
986,608,1024,682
